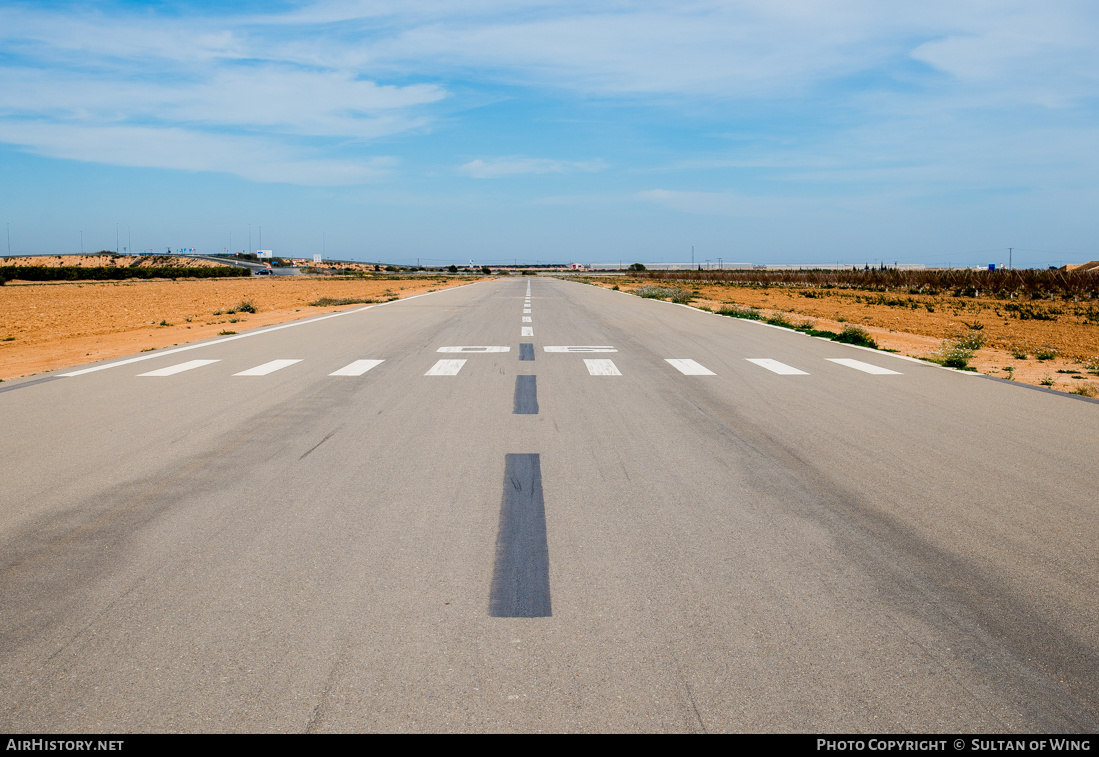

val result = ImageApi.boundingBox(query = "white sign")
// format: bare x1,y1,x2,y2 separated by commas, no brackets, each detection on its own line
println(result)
313,254,322,263
257,249,273,258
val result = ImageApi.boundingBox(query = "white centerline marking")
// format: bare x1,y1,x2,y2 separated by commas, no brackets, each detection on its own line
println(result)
544,346,616,353
523,308,531,314
426,359,466,376
437,346,510,353
746,358,808,375
522,316,532,322
666,359,716,376
522,326,534,336
235,359,302,376
585,359,621,376
330,359,384,376
138,359,220,377
827,358,902,375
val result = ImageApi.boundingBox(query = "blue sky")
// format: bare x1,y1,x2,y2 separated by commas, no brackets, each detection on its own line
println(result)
2,0,1098,267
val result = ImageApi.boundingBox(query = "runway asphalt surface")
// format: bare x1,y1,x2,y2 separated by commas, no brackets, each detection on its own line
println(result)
1,276,1096,733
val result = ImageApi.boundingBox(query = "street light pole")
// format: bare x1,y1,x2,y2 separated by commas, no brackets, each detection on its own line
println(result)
116,223,119,254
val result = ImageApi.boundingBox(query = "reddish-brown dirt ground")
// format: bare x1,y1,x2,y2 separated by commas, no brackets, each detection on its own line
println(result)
0,274,484,380
589,278,1099,397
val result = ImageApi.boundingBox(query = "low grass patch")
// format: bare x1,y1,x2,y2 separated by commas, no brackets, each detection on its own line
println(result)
309,296,380,307
832,324,878,349
934,332,984,370
633,285,694,304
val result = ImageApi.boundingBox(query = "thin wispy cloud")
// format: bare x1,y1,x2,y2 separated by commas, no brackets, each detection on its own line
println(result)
459,157,605,178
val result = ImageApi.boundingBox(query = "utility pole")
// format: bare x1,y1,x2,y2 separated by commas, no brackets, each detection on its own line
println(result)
1009,247,1013,270
116,223,119,254
249,224,252,256
127,226,131,255
718,257,723,270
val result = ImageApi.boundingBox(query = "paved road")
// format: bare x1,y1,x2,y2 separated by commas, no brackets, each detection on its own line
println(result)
1,277,1096,732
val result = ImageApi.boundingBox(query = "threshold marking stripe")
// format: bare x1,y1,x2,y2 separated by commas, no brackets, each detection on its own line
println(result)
235,359,302,376
138,359,220,377
827,358,902,375
746,358,808,375
666,359,716,376
489,453,551,618
521,326,534,336
437,346,510,353
585,359,621,376
522,316,532,323
544,346,616,353
426,359,466,376
329,359,384,376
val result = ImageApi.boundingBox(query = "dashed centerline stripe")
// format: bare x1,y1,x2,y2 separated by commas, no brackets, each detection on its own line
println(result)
666,359,716,376
234,359,302,376
138,359,220,377
522,316,532,322
827,358,902,375
746,358,808,375
426,359,466,376
585,359,621,376
522,327,534,337
329,359,384,377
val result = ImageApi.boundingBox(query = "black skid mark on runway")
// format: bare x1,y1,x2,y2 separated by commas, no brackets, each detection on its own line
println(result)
489,454,551,618
513,375,538,414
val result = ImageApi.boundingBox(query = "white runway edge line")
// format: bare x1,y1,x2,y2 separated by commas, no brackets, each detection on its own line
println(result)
666,359,716,376
138,359,220,377
426,359,466,376
827,358,902,375
235,359,302,376
746,358,809,376
522,327,534,337
329,359,384,377
58,281,487,377
585,359,621,376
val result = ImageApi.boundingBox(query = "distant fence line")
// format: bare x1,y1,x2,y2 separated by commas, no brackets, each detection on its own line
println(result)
630,267,1099,298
